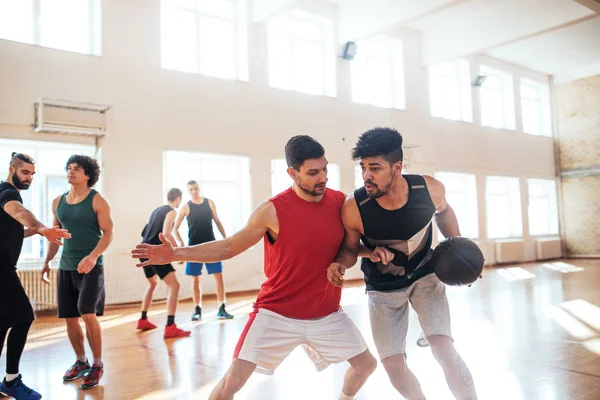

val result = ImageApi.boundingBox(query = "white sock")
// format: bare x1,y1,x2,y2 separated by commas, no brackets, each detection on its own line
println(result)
93,358,103,367
77,354,87,363
196,301,202,308
339,393,354,400
5,373,19,382
218,301,224,308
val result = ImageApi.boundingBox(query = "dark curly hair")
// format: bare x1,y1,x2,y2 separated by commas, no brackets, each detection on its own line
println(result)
66,154,101,187
352,127,403,165
285,135,325,171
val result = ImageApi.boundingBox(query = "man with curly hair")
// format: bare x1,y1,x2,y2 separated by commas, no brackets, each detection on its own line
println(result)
43,154,113,390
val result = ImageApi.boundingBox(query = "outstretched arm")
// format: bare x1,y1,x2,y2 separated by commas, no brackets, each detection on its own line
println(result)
173,204,189,247
133,200,276,266
209,200,227,239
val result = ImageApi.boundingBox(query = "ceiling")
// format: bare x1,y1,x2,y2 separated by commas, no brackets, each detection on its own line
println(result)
255,0,600,82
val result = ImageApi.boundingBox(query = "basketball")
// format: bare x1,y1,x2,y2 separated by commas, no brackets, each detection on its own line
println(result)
431,237,485,286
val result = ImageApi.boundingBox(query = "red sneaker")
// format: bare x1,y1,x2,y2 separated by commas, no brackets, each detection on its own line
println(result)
81,364,103,390
136,318,157,331
163,323,191,339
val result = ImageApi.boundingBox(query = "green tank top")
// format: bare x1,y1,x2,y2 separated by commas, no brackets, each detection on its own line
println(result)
56,189,103,271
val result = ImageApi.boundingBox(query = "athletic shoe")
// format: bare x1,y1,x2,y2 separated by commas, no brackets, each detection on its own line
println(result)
63,360,91,381
191,309,201,321
136,318,157,331
217,304,234,320
0,375,42,400
81,364,103,390
164,323,191,339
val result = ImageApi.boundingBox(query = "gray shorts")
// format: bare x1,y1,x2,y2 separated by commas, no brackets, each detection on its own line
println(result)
368,272,452,360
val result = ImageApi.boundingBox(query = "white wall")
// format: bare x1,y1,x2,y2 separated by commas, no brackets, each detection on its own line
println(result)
0,0,557,303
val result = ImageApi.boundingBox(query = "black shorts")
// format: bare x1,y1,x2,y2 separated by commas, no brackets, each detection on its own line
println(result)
57,265,105,319
142,262,175,280
0,268,35,329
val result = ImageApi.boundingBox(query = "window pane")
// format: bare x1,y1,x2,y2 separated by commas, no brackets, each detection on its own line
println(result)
368,57,393,108
268,35,294,90
197,0,234,19
481,88,503,129
40,0,92,53
429,59,471,122
435,172,478,239
0,0,34,43
165,151,250,235
486,176,522,239
351,54,370,104
199,15,235,79
161,6,198,72
528,179,558,236
294,39,323,95
522,98,541,135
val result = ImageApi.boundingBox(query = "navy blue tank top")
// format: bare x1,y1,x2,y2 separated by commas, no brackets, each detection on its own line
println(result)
142,205,174,245
354,174,437,291
187,199,215,245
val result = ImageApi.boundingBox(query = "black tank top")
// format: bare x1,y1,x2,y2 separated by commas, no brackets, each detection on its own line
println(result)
354,174,437,291
187,199,215,245
142,205,174,245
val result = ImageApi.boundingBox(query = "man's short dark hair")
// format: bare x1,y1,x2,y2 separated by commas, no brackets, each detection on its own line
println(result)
285,135,325,171
187,180,197,186
352,127,403,165
167,188,182,202
66,154,101,187
10,152,35,168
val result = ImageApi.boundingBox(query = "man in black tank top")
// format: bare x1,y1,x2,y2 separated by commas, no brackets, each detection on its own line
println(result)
173,181,234,321
136,188,190,339
327,128,478,399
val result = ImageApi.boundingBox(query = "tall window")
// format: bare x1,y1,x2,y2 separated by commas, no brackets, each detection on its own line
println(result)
520,79,552,137
479,65,515,130
0,0,101,55
0,139,98,264
527,179,559,236
429,59,472,122
271,159,340,196
161,0,248,80
486,176,522,239
351,37,405,109
164,151,251,238
267,10,335,97
435,172,478,239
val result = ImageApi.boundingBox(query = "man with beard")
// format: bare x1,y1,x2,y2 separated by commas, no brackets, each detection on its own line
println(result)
328,127,478,400
43,155,113,390
1,152,71,400
133,135,377,400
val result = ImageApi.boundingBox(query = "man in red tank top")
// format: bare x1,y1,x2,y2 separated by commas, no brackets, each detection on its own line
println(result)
132,136,376,400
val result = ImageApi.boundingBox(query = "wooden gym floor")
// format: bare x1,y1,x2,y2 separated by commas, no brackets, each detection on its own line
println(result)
2,259,599,399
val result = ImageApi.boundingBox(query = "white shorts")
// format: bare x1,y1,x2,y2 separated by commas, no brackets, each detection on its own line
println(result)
234,307,368,375
368,272,452,360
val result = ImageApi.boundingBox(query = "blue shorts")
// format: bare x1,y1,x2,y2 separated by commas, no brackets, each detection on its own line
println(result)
185,262,223,276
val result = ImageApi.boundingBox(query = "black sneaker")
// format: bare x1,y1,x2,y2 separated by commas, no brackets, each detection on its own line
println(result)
217,304,234,319
191,307,201,321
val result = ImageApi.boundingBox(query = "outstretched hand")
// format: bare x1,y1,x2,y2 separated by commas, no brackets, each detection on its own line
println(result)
132,233,176,267
39,226,71,246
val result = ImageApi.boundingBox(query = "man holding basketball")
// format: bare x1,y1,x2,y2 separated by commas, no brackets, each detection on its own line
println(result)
328,127,477,400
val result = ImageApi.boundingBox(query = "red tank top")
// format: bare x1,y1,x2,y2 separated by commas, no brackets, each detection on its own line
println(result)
254,187,345,319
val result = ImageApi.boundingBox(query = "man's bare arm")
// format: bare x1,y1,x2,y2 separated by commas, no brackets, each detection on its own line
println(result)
424,175,461,238
173,204,189,247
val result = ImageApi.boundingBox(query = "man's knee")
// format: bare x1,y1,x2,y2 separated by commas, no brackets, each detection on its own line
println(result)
353,351,377,376
428,335,456,367
382,354,410,377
